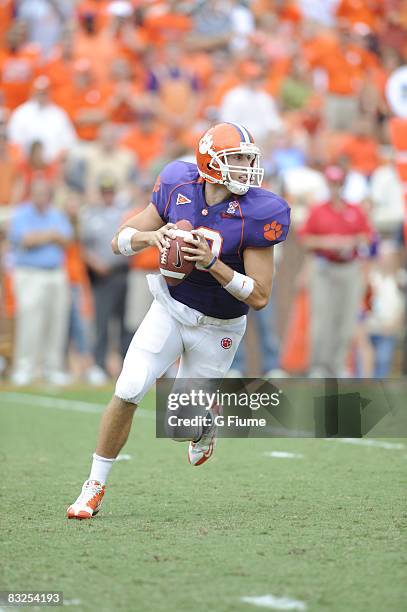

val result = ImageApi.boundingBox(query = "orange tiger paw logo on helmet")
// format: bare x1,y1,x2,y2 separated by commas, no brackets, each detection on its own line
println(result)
263,221,283,241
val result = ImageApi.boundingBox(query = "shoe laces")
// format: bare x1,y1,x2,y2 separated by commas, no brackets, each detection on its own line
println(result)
77,480,102,504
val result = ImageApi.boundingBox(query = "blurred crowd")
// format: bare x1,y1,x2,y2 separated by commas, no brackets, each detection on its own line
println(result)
0,0,406,385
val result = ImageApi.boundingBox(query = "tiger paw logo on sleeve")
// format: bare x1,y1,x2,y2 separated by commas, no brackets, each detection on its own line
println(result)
263,221,283,241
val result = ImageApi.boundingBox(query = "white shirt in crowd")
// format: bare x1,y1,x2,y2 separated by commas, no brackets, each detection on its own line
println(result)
8,100,77,162
366,272,405,336
298,0,340,26
370,164,404,232
219,85,283,141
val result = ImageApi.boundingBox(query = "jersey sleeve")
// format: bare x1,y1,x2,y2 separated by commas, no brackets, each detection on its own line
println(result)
150,161,183,222
243,195,291,248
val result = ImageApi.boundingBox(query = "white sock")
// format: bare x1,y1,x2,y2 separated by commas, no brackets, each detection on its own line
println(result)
89,453,115,485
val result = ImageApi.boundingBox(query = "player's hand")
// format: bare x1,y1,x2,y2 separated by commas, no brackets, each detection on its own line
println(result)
182,230,213,267
146,223,178,253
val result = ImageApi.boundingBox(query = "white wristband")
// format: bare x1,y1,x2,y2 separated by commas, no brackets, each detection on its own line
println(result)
223,271,254,300
117,227,139,256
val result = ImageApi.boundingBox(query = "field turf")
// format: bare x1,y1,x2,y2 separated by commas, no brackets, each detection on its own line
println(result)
0,387,405,612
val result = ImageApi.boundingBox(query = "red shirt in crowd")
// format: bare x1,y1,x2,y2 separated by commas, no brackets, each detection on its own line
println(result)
299,200,374,262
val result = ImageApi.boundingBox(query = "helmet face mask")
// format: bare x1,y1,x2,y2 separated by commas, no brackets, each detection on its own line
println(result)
196,124,265,196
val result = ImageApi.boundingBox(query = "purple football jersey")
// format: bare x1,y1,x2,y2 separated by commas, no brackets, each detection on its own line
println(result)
151,161,290,319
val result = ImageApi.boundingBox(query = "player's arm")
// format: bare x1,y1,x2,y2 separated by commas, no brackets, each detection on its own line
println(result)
183,231,274,310
111,202,177,255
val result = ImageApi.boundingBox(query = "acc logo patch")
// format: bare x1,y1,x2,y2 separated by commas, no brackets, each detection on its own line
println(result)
221,337,232,349
226,200,239,215
264,221,283,241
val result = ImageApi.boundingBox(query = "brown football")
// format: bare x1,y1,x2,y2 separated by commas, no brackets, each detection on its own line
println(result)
159,219,195,286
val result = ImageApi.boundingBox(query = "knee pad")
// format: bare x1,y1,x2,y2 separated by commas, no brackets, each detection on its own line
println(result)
115,360,151,405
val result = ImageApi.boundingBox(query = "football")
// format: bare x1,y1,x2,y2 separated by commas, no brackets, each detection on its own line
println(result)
159,219,195,286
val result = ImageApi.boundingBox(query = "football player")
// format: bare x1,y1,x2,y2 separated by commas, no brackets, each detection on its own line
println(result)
67,122,290,519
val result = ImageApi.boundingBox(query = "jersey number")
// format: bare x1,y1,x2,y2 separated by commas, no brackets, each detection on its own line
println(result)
195,227,223,270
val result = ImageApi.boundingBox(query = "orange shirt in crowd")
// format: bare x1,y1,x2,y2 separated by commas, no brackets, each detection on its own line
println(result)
336,0,384,32
17,159,60,199
107,81,145,124
64,240,93,317
76,0,110,33
130,246,159,270
54,81,112,140
308,38,377,95
0,44,41,109
339,134,380,175
43,47,76,92
74,29,125,82
120,124,167,169
158,72,196,117
65,241,89,285
142,4,192,46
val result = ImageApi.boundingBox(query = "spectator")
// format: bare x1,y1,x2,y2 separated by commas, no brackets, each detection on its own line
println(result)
8,178,73,386
74,0,134,83
308,28,377,131
15,140,60,201
17,0,73,57
370,145,404,232
147,42,199,133
279,56,314,112
119,112,167,173
79,174,132,383
7,75,77,162
140,0,192,49
365,241,405,377
187,0,232,52
81,121,137,201
0,21,41,110
299,0,338,26
339,116,380,177
336,154,370,205
107,58,151,125
299,165,374,376
264,129,307,176
219,61,283,142
229,0,256,52
43,26,76,92
53,58,111,142
395,223,407,377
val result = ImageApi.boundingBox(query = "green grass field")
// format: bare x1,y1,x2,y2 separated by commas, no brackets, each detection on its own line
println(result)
0,387,406,612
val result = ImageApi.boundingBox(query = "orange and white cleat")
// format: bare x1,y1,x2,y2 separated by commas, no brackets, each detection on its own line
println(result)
188,405,220,466
67,479,105,519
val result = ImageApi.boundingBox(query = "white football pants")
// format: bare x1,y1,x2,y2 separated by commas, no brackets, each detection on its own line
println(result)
115,274,246,404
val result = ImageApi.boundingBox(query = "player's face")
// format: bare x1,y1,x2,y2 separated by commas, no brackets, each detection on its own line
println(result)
226,153,255,184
